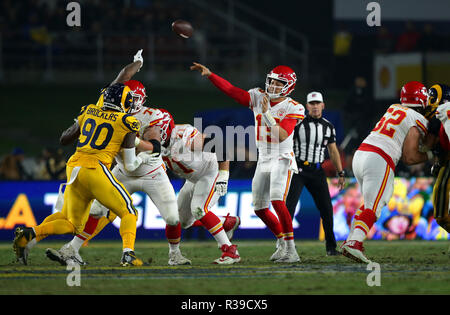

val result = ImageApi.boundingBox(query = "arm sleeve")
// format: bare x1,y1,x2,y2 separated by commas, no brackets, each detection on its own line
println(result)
208,73,251,107
278,118,297,136
122,147,143,172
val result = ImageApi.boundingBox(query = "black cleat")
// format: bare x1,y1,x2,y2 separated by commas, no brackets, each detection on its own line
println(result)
13,227,35,265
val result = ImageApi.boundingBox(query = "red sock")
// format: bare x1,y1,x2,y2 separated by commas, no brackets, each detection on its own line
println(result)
77,215,99,241
255,208,283,238
354,208,377,235
199,212,224,236
271,200,294,241
165,223,181,244
191,220,203,227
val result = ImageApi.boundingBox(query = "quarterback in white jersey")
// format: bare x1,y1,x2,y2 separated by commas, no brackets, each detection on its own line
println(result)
342,81,434,263
160,119,241,264
191,62,305,263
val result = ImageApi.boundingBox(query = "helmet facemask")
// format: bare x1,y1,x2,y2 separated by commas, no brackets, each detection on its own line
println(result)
264,67,296,99
128,91,146,114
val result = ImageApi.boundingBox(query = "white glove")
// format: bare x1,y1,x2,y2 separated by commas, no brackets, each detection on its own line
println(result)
215,170,229,196
436,102,450,123
138,151,160,164
133,49,144,72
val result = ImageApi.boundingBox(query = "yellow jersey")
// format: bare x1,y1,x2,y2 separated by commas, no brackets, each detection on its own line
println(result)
67,104,140,169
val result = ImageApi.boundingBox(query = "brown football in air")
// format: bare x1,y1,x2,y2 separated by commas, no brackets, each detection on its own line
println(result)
171,19,194,38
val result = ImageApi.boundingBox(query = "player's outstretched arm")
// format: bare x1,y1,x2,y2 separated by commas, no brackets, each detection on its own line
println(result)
190,62,251,107
60,121,80,145
110,49,144,85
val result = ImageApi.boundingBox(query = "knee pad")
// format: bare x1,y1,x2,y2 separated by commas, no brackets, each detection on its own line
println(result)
191,207,205,221
165,215,180,227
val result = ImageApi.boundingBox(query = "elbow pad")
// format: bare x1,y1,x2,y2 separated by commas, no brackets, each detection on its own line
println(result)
122,147,143,172
149,139,161,154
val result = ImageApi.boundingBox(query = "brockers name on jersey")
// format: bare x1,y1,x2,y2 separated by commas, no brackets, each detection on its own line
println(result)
363,104,428,166
162,124,217,182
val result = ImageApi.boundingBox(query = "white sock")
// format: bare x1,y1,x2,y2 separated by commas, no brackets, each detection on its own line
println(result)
213,230,232,247
285,239,296,250
69,235,85,252
25,238,37,250
349,229,366,243
169,242,180,252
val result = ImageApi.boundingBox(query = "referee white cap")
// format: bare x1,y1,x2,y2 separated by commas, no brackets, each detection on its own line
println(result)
307,91,324,103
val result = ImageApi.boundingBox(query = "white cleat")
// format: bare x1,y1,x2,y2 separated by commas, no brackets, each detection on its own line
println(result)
341,240,371,264
168,250,192,266
275,247,301,263
223,214,241,241
46,243,87,266
213,244,241,265
270,238,286,261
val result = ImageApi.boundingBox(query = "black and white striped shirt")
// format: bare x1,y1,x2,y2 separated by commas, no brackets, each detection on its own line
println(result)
293,115,336,164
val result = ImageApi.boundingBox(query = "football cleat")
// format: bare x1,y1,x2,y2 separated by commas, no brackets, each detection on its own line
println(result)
270,238,286,261
213,244,241,265
46,243,87,266
275,247,301,263
13,227,35,265
341,240,371,264
120,251,144,267
223,214,240,241
168,250,192,266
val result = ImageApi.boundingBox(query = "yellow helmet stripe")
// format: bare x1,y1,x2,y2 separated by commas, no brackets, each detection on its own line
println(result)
121,85,132,112
429,84,443,106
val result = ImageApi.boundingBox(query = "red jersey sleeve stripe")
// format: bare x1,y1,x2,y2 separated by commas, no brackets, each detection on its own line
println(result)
285,114,304,119
416,120,427,134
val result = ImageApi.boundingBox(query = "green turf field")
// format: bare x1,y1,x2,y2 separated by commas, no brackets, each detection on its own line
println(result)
0,240,449,295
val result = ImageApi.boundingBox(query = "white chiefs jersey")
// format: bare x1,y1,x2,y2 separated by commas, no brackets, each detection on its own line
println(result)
115,107,165,177
248,88,305,157
362,104,428,166
162,124,218,182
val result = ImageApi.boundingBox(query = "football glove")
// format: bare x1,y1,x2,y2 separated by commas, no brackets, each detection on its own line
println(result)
435,102,450,123
133,49,144,72
138,151,160,164
215,170,229,196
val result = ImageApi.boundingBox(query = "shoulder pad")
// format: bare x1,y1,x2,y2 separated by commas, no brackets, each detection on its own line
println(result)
122,114,141,132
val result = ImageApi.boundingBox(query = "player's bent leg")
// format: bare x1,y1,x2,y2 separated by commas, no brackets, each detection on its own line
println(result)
92,163,143,266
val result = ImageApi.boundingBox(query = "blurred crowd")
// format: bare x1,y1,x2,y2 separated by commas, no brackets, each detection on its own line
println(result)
0,147,67,181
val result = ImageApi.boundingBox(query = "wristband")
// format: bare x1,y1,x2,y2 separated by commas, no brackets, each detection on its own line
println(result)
134,137,141,147
338,170,345,177
217,170,229,181
262,111,277,127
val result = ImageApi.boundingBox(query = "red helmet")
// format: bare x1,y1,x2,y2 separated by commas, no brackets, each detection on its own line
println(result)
265,65,297,99
154,108,175,145
125,80,147,113
400,81,428,109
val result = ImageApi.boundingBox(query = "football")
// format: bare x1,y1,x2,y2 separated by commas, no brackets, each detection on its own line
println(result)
171,19,194,38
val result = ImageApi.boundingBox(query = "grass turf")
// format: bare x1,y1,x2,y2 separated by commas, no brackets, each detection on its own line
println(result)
0,240,449,295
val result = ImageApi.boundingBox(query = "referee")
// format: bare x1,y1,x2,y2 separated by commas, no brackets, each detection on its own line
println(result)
286,91,345,256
